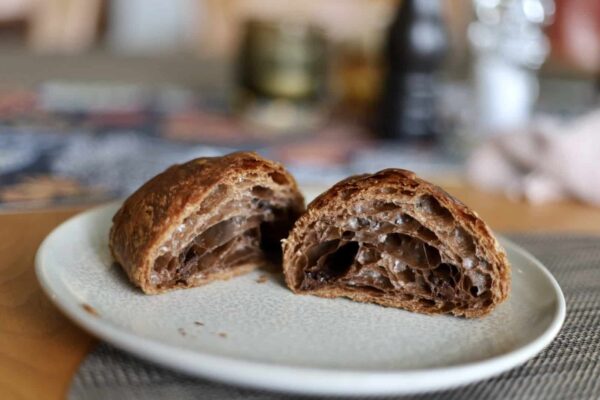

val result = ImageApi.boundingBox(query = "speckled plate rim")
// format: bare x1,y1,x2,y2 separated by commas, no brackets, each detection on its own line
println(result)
35,203,566,396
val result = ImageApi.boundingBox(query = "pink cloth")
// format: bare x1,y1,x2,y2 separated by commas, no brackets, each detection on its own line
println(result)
467,110,600,206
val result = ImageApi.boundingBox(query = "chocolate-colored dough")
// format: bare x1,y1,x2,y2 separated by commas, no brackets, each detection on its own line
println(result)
283,169,510,318
110,152,305,294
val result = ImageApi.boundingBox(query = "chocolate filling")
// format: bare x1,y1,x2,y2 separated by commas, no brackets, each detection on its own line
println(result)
151,186,298,289
296,196,493,312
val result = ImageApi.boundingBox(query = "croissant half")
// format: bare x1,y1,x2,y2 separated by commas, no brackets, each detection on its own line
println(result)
283,169,510,317
110,152,304,294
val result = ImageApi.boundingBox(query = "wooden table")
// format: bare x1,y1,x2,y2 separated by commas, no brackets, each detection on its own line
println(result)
2,185,600,399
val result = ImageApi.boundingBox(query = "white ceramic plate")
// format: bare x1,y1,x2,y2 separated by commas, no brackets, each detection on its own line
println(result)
35,198,565,396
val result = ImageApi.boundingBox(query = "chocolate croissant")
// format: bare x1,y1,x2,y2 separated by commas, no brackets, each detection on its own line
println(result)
283,169,510,318
110,152,304,294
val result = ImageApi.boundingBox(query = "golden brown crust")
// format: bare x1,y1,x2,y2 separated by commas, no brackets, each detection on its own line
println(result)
110,151,304,294
282,169,511,318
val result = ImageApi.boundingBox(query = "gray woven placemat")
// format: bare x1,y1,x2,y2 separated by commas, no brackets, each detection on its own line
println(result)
68,235,600,400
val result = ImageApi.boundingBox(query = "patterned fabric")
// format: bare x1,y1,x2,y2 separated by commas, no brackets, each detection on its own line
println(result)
69,235,600,400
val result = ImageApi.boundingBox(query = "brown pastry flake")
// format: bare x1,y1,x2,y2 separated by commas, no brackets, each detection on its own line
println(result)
81,303,99,317
255,274,269,284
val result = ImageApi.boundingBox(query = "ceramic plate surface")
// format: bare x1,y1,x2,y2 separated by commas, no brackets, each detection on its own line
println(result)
36,190,565,396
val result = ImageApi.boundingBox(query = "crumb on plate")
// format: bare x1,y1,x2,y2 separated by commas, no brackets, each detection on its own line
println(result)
81,303,99,317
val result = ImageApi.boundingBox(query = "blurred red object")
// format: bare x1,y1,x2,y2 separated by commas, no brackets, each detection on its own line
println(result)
548,0,600,73
272,122,372,166
163,111,248,144
0,89,36,117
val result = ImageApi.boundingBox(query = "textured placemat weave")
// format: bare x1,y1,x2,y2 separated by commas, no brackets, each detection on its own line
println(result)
68,235,600,400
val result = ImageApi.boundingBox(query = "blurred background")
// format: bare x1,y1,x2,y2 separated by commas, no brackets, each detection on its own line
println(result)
1,0,600,210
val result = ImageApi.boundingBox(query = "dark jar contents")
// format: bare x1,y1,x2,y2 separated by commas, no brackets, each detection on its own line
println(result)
378,0,448,142
235,19,327,136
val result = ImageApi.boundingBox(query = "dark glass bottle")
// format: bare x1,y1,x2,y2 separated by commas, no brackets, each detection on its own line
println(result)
378,0,448,141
